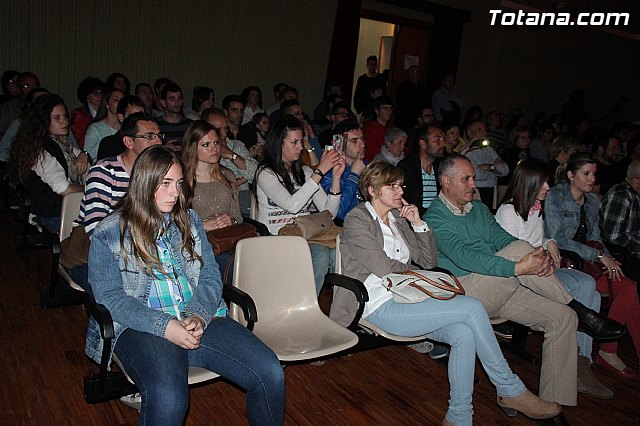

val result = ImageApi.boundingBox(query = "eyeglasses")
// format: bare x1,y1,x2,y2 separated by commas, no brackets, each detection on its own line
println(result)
385,183,406,191
332,112,348,117
132,132,164,141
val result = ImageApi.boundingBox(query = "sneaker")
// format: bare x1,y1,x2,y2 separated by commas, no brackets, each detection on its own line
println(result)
407,340,434,354
119,393,142,411
428,343,449,360
493,321,514,339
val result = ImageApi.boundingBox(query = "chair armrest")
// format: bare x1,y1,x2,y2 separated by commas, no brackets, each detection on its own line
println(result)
324,272,368,332
222,284,257,330
84,298,115,340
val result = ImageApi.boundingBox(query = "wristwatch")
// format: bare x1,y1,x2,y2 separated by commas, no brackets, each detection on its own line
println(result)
489,164,496,172
596,250,604,262
231,153,238,161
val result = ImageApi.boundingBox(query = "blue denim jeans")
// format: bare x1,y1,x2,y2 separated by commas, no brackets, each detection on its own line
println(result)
308,243,335,295
67,263,92,298
366,295,526,426
214,250,235,286
114,317,285,426
555,268,600,362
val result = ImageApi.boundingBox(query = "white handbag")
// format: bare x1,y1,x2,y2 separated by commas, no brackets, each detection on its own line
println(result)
382,270,465,304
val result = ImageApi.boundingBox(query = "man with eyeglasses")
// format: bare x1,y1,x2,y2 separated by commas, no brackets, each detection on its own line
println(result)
363,96,394,162
397,125,446,218
0,72,40,140
320,119,366,224
600,160,640,289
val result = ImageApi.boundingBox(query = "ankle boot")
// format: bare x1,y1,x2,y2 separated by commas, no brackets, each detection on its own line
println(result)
568,300,626,341
497,389,561,419
577,355,614,398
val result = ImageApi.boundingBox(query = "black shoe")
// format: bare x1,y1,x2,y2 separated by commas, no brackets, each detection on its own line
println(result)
535,412,570,425
568,300,626,341
492,321,514,339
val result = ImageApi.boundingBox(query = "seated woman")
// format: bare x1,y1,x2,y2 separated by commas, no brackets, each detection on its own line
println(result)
86,145,284,425
84,88,124,161
255,115,344,295
545,153,640,380
340,161,562,426
495,158,612,397
373,127,406,166
8,94,87,232
241,112,270,161
443,122,462,154
183,120,243,283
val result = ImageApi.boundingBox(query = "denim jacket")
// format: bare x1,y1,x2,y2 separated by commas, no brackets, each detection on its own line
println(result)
85,209,224,367
544,182,603,262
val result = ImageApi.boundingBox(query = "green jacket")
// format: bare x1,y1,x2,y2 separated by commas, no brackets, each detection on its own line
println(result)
425,198,517,277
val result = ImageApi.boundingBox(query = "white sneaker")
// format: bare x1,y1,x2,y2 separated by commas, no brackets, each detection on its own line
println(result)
407,341,434,354
119,393,142,411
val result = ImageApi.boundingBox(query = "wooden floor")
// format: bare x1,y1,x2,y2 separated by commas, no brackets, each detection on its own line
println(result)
1,210,639,425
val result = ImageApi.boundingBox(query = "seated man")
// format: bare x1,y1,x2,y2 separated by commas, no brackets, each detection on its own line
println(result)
600,159,640,287
363,95,394,162
320,119,365,225
68,113,162,294
425,153,625,408
397,124,446,217
155,82,191,147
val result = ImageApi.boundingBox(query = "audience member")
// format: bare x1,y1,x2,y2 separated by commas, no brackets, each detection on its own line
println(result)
265,82,288,115
186,86,214,121
545,153,639,380
0,87,50,162
240,112,270,160
105,72,131,95
255,116,344,293
548,135,578,185
592,133,625,195
530,121,554,163
86,145,285,425
279,99,321,166
156,82,191,147
84,88,124,160
312,82,343,121
135,82,154,115
8,94,86,232
363,96,394,161
312,93,346,136
485,110,508,155
0,70,20,105
1,72,41,140
499,125,531,184
320,119,366,223
203,109,257,216
432,73,464,125
443,122,462,154
268,86,298,124
394,65,429,131
70,77,104,148
317,101,350,149
240,85,263,125
397,124,445,216
373,127,406,166
353,55,387,116
151,77,174,117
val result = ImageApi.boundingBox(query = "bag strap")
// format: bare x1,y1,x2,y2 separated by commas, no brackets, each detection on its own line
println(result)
402,270,465,299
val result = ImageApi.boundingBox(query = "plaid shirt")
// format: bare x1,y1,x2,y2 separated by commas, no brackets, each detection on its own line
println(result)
599,180,640,256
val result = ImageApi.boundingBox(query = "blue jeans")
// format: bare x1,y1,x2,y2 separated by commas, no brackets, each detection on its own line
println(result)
67,263,92,298
555,268,600,362
114,317,285,426
308,243,335,296
366,296,526,426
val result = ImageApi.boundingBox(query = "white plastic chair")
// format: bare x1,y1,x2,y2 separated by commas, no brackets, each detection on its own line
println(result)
230,236,358,362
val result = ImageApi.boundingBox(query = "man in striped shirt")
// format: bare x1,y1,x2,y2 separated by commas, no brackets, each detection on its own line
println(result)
66,113,162,292
397,124,446,217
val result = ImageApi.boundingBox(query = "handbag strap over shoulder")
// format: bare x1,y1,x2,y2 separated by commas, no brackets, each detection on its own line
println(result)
402,270,465,300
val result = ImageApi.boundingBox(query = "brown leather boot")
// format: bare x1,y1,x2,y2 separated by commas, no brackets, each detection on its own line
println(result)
497,389,561,419
577,355,614,398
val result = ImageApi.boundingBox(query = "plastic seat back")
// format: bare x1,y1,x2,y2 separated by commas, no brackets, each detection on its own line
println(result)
60,192,84,241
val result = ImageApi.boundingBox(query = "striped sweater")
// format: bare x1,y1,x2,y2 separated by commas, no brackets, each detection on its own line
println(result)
75,155,130,237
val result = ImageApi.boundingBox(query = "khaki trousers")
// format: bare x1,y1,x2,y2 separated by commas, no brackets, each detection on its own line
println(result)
460,240,578,406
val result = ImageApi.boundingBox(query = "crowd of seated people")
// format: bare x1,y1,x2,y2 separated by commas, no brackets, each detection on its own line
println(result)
2,66,640,426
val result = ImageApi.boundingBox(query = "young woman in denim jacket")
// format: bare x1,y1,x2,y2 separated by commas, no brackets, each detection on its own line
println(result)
86,146,284,425
545,153,640,381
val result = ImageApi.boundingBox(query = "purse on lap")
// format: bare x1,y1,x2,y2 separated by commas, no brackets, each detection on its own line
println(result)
277,210,341,248
206,223,257,255
382,270,465,304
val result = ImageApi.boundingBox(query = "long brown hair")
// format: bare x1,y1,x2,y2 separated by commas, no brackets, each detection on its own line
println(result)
500,158,550,221
8,94,66,183
116,145,201,272
181,120,233,204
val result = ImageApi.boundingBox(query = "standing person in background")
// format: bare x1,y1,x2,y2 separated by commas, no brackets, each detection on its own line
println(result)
353,55,387,116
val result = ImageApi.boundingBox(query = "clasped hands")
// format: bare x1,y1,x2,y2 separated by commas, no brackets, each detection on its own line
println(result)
516,247,556,277
165,315,205,350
